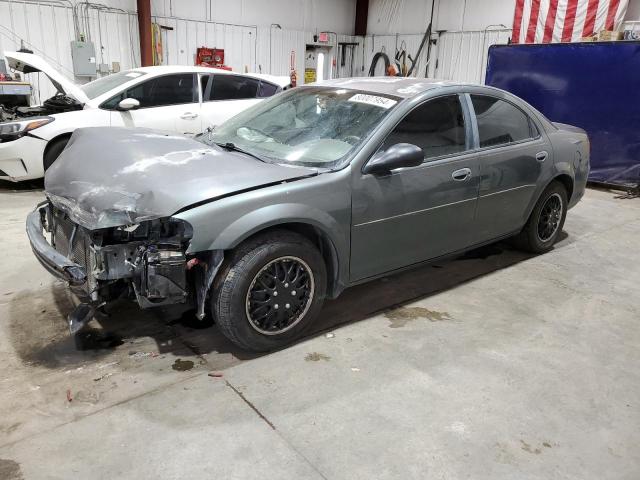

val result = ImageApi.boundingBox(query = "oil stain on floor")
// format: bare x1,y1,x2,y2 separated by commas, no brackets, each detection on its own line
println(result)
172,359,195,371
305,352,331,362
384,306,451,328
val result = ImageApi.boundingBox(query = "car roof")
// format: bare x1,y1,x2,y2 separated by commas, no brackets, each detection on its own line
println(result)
131,65,290,87
309,77,475,98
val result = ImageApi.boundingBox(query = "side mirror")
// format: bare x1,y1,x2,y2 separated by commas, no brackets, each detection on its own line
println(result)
363,143,424,175
117,98,140,111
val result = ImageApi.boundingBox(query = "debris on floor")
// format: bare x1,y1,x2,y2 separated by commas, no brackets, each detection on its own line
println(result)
128,351,156,359
208,372,224,378
93,372,113,382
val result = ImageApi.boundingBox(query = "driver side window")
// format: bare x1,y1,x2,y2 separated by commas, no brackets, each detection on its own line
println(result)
101,74,197,110
384,95,467,160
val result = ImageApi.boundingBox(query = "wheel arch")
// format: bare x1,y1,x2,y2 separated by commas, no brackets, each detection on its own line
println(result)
229,221,344,299
553,173,574,202
522,173,574,228
182,202,350,299
43,132,73,168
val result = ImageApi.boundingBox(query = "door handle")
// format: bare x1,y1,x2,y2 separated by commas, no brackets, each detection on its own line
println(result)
536,151,548,162
180,112,199,120
451,168,472,181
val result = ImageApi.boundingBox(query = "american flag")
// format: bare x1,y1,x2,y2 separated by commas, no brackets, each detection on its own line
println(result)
512,0,629,43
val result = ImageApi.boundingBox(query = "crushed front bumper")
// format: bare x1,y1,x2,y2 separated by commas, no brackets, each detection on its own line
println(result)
26,204,87,286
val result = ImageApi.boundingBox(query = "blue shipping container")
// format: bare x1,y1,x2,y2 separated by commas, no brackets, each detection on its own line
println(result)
485,42,640,187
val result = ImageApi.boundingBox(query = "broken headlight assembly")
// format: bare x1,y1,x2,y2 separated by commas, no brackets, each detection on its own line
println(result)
61,215,195,309
0,116,54,142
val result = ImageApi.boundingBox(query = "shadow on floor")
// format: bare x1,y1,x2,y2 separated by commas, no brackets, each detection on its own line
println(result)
8,238,549,370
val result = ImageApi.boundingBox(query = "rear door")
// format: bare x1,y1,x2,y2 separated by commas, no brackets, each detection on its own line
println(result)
469,94,550,241
106,73,202,135
199,74,264,129
350,94,480,281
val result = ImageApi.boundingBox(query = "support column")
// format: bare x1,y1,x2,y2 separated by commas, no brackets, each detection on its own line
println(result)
137,0,153,66
355,0,369,36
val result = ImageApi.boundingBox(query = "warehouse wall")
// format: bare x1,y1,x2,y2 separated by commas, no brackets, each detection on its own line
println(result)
0,0,358,102
152,0,356,34
368,0,640,35
2,0,640,104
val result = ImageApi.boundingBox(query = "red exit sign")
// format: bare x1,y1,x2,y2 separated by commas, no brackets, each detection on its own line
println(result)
318,32,329,42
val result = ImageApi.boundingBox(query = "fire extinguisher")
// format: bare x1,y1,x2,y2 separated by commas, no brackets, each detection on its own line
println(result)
289,50,297,87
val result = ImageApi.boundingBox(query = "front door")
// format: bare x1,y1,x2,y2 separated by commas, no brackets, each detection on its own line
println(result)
350,94,480,281
108,73,202,135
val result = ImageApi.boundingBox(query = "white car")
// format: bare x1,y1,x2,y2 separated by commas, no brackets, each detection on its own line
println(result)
0,52,289,181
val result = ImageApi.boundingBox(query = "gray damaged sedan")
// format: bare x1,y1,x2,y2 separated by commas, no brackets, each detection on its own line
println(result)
27,78,590,351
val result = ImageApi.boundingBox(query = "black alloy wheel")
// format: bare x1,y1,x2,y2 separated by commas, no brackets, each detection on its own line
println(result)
536,193,563,242
245,256,314,335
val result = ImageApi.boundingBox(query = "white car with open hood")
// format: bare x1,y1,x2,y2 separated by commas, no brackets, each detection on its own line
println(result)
0,51,290,181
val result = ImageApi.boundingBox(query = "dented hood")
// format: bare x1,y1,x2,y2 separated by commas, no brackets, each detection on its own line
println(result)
4,51,90,104
44,127,318,229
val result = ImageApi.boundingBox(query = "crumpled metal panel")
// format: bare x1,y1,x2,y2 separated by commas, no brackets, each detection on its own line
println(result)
44,127,317,230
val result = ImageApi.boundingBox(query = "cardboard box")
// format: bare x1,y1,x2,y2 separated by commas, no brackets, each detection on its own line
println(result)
597,30,624,41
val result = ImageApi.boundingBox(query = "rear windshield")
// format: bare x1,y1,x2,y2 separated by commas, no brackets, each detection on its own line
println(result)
80,71,147,99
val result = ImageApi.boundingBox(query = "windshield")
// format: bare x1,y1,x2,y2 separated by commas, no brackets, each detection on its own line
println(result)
80,71,147,99
202,87,400,169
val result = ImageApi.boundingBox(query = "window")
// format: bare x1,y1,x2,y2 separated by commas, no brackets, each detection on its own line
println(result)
211,75,260,100
101,74,196,109
384,95,467,160
206,87,397,169
200,74,214,102
258,81,279,98
471,95,535,148
81,71,147,99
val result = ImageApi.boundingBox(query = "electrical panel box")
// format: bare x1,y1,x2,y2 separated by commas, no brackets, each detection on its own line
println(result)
70,41,97,77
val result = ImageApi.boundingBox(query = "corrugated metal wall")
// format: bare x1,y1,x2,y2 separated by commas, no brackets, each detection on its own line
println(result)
0,0,139,101
433,29,512,83
153,16,256,72
351,33,432,78
0,0,512,104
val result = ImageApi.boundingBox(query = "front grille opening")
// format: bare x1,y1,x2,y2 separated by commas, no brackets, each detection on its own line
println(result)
52,214,89,269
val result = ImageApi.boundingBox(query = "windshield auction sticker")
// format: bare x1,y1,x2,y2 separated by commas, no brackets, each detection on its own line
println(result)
348,94,397,109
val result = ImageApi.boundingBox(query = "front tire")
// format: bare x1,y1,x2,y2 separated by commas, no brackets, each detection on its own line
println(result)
514,180,568,253
212,230,327,352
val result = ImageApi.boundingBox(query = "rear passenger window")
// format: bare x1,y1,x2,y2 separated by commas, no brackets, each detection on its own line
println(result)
212,75,260,100
257,81,279,98
384,95,467,160
471,95,535,148
200,74,214,102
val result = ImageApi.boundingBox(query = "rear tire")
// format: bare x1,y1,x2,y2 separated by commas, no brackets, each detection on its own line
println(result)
212,230,327,352
43,137,70,171
514,180,568,253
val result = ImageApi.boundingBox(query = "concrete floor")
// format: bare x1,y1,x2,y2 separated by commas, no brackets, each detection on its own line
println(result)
0,182,638,480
